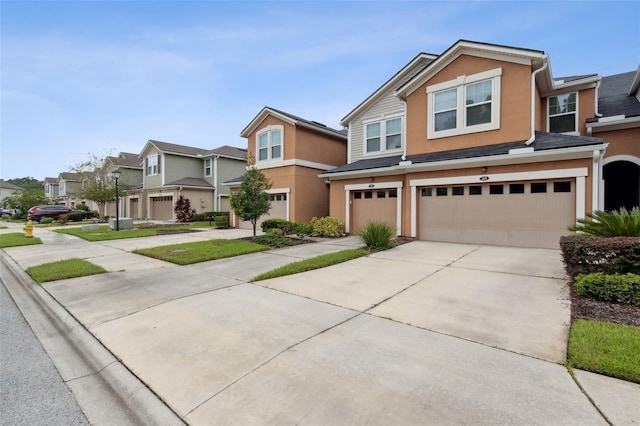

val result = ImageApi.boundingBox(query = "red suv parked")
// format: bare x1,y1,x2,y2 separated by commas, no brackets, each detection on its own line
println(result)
27,205,75,222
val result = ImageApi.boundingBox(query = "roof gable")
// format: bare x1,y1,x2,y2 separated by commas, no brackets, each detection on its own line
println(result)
139,139,210,158
240,106,346,140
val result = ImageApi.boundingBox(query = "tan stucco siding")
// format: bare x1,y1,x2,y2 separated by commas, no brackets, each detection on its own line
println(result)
179,189,214,213
294,126,346,166
597,128,640,159
405,57,532,155
292,166,330,223
246,115,297,162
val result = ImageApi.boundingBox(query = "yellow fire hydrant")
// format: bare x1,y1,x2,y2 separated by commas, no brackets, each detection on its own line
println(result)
23,220,34,238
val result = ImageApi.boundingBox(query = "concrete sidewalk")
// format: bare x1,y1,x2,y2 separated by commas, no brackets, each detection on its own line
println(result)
2,222,638,425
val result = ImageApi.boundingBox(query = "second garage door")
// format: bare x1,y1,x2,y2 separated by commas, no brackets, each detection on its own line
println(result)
239,193,287,230
419,180,575,249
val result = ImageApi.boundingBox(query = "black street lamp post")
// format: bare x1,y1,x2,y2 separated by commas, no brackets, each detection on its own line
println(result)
112,169,121,231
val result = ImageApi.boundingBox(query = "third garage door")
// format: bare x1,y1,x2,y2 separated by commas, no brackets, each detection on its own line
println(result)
419,180,575,249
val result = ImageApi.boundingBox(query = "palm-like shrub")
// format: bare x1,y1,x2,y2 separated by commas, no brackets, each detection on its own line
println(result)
570,207,640,237
358,221,396,250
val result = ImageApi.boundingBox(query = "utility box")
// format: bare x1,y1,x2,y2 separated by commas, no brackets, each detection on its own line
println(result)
108,217,134,230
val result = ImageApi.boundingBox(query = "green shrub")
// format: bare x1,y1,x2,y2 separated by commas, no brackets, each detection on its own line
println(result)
310,216,343,238
291,222,313,240
359,221,396,251
193,211,229,222
65,211,99,222
559,235,640,279
215,215,230,229
255,231,293,247
261,218,293,234
575,273,640,306
75,203,89,211
40,217,54,224
570,207,640,237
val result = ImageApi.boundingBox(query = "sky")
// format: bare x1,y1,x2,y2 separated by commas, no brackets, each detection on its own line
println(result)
1,0,639,181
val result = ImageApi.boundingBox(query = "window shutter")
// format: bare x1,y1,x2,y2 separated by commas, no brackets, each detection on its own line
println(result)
157,155,161,173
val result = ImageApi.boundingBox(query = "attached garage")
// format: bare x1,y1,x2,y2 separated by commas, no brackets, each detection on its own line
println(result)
418,180,575,249
239,192,288,230
150,196,174,221
351,189,398,235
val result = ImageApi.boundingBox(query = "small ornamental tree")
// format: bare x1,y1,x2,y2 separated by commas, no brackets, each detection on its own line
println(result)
229,166,272,239
174,195,194,222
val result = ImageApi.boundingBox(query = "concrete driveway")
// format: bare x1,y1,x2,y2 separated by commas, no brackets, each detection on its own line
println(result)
4,224,634,424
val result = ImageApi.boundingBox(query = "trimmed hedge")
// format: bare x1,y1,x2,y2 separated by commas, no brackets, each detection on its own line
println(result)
193,211,229,222
61,211,99,222
311,216,343,238
559,235,640,280
261,218,293,234
575,273,640,306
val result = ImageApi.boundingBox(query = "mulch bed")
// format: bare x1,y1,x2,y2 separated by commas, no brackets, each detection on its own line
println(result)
570,285,640,327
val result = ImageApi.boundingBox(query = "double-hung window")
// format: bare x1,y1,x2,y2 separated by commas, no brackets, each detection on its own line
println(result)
204,158,212,177
427,68,501,139
146,155,159,176
365,116,403,154
256,125,283,162
548,92,577,134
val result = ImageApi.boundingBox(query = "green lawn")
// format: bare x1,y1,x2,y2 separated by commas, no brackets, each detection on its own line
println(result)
133,239,269,265
0,232,42,248
568,319,640,384
251,249,368,282
26,258,107,283
55,222,217,241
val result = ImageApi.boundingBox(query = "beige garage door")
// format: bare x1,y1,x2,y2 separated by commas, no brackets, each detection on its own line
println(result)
419,180,575,249
351,189,397,235
239,193,287,230
151,196,174,221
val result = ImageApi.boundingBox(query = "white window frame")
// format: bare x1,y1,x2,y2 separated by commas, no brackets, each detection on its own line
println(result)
256,125,284,162
547,92,579,135
363,115,404,155
204,158,212,177
146,155,159,176
427,67,502,139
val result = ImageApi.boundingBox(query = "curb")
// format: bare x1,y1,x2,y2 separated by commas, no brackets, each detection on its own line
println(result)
0,251,185,425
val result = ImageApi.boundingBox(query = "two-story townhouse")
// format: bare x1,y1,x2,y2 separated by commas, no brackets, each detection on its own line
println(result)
138,140,247,220
322,40,626,249
43,177,59,202
586,67,640,211
102,152,143,218
228,107,347,229
57,172,83,207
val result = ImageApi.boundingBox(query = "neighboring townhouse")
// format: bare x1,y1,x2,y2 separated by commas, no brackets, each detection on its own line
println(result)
57,172,83,207
138,140,247,220
103,152,143,218
321,39,638,249
43,177,59,202
0,179,23,204
229,107,347,229
586,67,640,211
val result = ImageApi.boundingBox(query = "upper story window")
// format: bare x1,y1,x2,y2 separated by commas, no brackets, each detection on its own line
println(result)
548,92,577,134
365,116,403,154
427,68,502,139
45,185,51,195
146,155,160,176
204,158,212,177
256,125,283,162
59,181,66,194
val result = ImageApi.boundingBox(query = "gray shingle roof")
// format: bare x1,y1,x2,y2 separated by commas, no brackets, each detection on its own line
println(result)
148,140,210,157
107,152,143,169
0,179,24,190
58,172,82,181
265,107,346,137
164,177,214,188
597,71,640,118
204,145,247,160
323,132,605,175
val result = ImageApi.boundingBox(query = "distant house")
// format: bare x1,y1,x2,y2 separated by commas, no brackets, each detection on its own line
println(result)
0,179,23,204
57,172,83,207
103,152,143,218
43,177,59,202
228,107,347,229
137,140,247,220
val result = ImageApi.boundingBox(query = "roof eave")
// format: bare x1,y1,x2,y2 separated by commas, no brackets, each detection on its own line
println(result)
587,115,640,132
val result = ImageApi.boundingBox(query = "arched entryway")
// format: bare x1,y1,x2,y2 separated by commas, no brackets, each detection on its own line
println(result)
603,159,640,212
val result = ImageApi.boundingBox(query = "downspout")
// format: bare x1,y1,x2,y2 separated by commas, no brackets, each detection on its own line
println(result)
526,56,549,145
213,155,219,211
588,79,603,137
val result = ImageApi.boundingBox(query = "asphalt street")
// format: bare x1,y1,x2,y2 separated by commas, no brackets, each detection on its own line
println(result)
0,281,88,426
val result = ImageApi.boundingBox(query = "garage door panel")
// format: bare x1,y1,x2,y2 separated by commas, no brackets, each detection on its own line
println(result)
419,181,574,249
239,194,287,230
352,190,397,235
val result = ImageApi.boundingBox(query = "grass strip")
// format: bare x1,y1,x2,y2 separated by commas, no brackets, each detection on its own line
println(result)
27,258,107,283
133,239,269,265
54,222,216,241
251,249,368,282
0,232,42,248
568,319,640,383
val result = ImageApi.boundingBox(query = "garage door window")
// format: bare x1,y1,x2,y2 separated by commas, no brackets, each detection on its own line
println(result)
354,192,362,199
509,183,525,194
469,185,482,195
364,191,373,199
377,191,386,198
389,189,398,198
436,187,448,196
452,186,464,196
490,185,504,195
421,188,432,197
531,182,547,193
554,181,572,192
